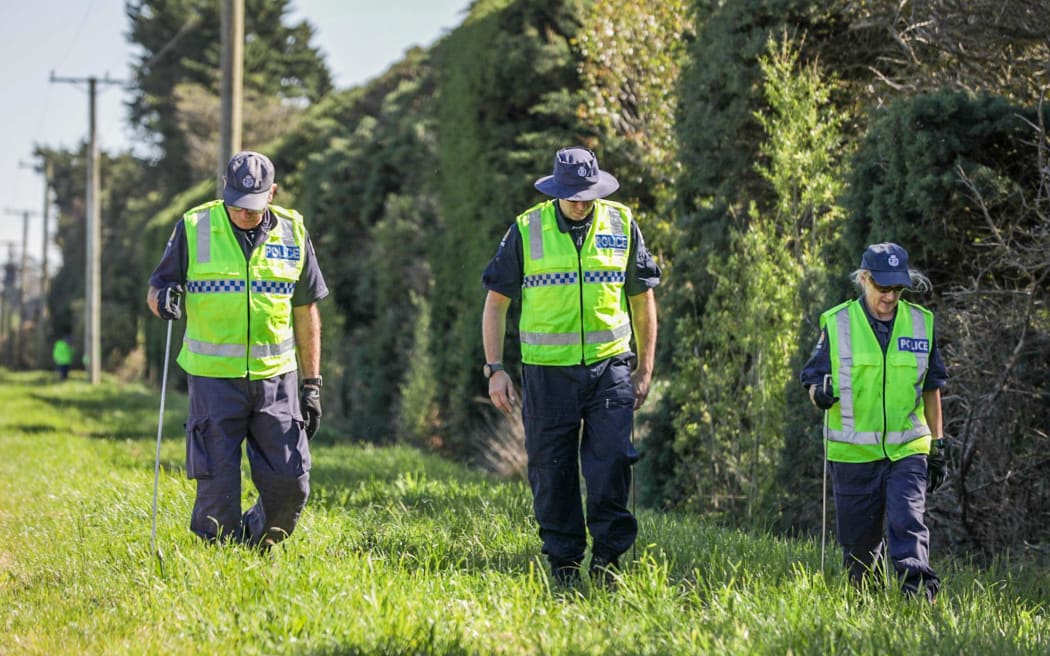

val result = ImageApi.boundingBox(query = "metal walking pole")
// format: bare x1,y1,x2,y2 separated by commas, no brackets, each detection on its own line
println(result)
151,320,174,565
820,374,830,572
631,414,637,564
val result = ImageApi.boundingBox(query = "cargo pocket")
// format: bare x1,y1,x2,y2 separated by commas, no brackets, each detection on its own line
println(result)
185,416,213,479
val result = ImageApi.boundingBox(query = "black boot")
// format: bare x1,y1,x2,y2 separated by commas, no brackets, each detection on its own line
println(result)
589,554,620,589
550,560,582,590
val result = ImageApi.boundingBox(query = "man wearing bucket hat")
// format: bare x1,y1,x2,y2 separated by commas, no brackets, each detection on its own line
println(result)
800,242,948,602
482,146,661,588
146,150,328,548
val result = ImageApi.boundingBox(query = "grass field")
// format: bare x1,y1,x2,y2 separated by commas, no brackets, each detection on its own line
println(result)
0,369,1046,655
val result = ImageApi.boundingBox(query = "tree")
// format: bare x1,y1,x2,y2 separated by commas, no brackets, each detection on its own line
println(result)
126,0,331,191
844,0,1050,104
844,92,1050,553
667,32,849,522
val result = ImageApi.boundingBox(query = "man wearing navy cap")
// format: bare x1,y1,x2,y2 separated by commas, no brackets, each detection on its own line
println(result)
800,242,948,602
482,147,661,587
147,151,328,548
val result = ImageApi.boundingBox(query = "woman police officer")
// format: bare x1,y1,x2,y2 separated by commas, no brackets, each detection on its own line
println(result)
800,242,948,602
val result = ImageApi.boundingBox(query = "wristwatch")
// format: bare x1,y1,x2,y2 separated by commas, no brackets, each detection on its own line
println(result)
932,437,946,450
482,362,504,379
302,376,323,388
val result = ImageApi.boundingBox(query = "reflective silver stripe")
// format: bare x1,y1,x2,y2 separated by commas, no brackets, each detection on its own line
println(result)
185,338,246,358
606,206,624,236
907,305,930,396
521,322,631,347
904,305,931,441
827,429,882,445
886,425,929,445
196,210,212,264
185,336,294,359
520,331,579,346
585,321,632,344
833,310,855,436
275,216,296,245
250,336,296,359
527,209,543,260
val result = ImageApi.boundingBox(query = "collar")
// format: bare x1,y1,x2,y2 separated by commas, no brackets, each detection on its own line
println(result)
858,296,897,326
553,199,595,233
227,208,275,234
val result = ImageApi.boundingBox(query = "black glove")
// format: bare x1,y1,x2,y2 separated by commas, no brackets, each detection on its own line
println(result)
157,284,183,321
927,450,947,494
300,386,322,440
812,383,838,410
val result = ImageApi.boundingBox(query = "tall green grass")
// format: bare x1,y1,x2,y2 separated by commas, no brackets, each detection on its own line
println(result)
1,369,1046,655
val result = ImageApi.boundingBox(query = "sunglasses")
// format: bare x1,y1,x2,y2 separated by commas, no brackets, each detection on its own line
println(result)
871,281,906,294
228,206,265,218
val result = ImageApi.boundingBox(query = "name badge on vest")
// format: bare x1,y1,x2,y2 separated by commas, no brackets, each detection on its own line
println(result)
897,337,930,353
265,244,301,261
594,233,628,252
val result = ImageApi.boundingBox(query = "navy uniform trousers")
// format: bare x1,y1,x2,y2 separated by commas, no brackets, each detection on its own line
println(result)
521,354,639,571
830,455,940,600
185,372,311,545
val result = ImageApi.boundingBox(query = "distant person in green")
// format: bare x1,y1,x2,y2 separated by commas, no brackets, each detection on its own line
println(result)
52,335,73,381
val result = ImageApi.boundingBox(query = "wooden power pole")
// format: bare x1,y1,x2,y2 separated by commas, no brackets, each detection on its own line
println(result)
218,0,244,194
50,72,125,384
20,156,54,368
2,209,38,368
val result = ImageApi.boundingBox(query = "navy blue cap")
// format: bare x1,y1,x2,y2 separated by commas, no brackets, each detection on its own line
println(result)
534,147,619,201
223,151,275,211
861,242,911,287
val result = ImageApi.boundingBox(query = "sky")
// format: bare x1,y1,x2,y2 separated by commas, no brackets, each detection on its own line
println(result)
0,0,470,268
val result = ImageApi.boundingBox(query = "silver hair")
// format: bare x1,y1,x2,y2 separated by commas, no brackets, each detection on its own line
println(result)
850,268,932,293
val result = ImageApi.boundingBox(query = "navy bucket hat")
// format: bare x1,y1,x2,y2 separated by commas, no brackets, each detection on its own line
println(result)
861,242,912,287
534,147,619,201
223,151,275,211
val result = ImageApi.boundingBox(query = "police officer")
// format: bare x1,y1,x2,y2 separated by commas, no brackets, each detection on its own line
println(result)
147,151,328,548
482,146,660,587
801,242,948,602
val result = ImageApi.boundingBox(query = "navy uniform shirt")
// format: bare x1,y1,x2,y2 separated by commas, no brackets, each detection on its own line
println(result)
149,207,329,306
800,297,947,392
482,201,662,298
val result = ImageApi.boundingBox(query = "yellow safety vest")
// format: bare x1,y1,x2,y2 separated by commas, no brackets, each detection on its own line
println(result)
822,299,935,462
177,200,306,380
517,199,632,366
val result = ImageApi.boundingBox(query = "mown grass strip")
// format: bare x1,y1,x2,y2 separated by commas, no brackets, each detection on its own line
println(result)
0,370,1046,655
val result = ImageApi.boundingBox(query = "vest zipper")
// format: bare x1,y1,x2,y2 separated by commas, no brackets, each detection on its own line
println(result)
880,343,889,459
244,245,252,378
576,248,586,365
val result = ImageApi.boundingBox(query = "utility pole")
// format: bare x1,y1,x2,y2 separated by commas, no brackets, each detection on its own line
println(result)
51,72,125,384
20,156,54,368
218,0,244,194
0,242,17,367
3,209,38,369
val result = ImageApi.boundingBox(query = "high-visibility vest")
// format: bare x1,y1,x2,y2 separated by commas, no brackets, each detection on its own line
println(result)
176,200,306,380
517,199,632,366
52,339,73,366
821,298,935,462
